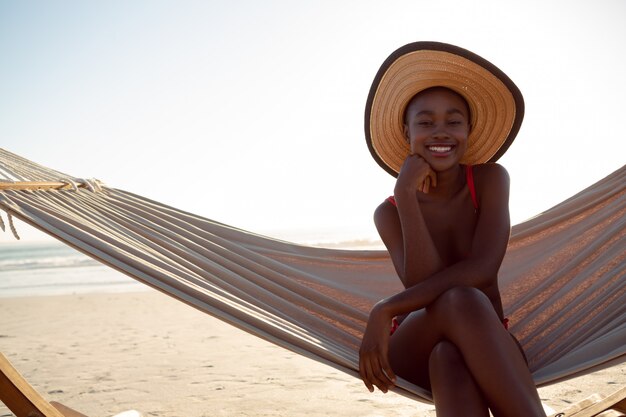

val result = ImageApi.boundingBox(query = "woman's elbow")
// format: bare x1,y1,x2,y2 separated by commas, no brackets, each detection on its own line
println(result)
470,259,503,288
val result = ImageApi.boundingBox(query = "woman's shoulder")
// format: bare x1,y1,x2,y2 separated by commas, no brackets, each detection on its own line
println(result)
471,163,510,187
471,162,509,175
471,163,511,209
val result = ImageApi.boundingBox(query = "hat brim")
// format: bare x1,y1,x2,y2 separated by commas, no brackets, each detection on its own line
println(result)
365,41,524,177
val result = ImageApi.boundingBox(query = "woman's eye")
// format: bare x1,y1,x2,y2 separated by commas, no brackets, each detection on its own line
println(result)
417,120,433,127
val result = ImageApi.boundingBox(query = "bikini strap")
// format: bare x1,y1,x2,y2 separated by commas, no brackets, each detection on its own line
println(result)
466,165,478,211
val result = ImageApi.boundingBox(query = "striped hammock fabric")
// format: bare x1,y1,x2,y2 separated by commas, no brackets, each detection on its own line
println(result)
1,148,624,401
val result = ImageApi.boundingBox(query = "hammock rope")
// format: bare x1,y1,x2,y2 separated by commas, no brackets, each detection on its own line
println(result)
0,148,624,402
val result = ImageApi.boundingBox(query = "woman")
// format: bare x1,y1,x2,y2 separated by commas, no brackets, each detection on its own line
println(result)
359,42,546,417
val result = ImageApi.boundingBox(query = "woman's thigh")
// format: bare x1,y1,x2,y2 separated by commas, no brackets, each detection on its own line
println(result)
387,308,443,390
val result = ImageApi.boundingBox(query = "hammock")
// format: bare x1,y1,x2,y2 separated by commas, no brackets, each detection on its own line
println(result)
0,148,624,402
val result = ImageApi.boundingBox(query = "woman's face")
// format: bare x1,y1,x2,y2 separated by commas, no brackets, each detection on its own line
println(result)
403,87,471,171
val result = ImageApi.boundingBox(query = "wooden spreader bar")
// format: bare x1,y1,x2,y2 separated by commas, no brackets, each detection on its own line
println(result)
0,181,89,191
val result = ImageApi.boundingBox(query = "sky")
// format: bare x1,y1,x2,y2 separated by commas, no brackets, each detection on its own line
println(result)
1,0,625,245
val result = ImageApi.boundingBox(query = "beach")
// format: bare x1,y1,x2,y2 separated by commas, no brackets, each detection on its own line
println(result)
0,290,431,417
0,242,624,416
0,289,624,417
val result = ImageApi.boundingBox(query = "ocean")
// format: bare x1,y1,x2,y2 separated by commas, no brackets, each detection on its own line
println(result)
0,241,146,298
0,231,384,299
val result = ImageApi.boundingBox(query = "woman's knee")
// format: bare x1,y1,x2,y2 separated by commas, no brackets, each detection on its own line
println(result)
429,340,463,372
428,286,494,326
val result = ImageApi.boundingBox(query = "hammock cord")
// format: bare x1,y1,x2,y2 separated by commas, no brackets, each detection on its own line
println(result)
0,208,20,240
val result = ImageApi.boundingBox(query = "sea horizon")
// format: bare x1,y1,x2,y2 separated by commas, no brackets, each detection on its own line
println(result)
0,240,147,298
0,233,385,299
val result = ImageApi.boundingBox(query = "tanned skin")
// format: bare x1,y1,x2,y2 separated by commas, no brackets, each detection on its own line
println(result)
358,88,546,417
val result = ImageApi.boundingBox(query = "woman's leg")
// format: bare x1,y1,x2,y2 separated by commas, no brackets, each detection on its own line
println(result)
389,286,546,417
429,341,489,417
427,287,545,417
388,306,490,416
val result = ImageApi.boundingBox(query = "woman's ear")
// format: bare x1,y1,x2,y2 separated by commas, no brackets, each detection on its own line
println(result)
403,124,410,144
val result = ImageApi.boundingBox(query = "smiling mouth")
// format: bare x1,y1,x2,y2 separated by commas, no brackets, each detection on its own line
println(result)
427,145,455,154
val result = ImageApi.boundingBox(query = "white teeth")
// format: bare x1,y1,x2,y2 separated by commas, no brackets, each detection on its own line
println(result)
428,146,452,153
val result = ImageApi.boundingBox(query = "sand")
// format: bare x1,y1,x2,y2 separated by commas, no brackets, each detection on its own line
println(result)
0,289,624,417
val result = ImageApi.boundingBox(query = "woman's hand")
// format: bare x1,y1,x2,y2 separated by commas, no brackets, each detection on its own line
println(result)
359,301,397,393
395,154,437,195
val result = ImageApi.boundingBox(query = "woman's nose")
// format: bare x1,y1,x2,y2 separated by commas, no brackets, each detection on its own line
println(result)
432,126,450,140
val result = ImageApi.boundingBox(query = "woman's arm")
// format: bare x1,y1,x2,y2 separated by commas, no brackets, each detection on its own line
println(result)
376,154,444,288
375,163,511,318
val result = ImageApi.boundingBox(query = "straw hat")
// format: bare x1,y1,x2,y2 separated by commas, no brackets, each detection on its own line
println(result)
365,41,524,177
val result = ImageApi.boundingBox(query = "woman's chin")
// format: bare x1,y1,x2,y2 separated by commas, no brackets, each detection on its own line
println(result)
427,157,463,172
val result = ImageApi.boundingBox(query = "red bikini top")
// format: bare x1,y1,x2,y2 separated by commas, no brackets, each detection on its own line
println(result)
387,165,478,211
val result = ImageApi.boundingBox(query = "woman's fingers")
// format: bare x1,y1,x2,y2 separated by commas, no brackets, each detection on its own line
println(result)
380,351,397,386
370,356,395,393
359,351,396,393
421,166,438,193
428,167,437,188
358,354,375,392
422,176,431,194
